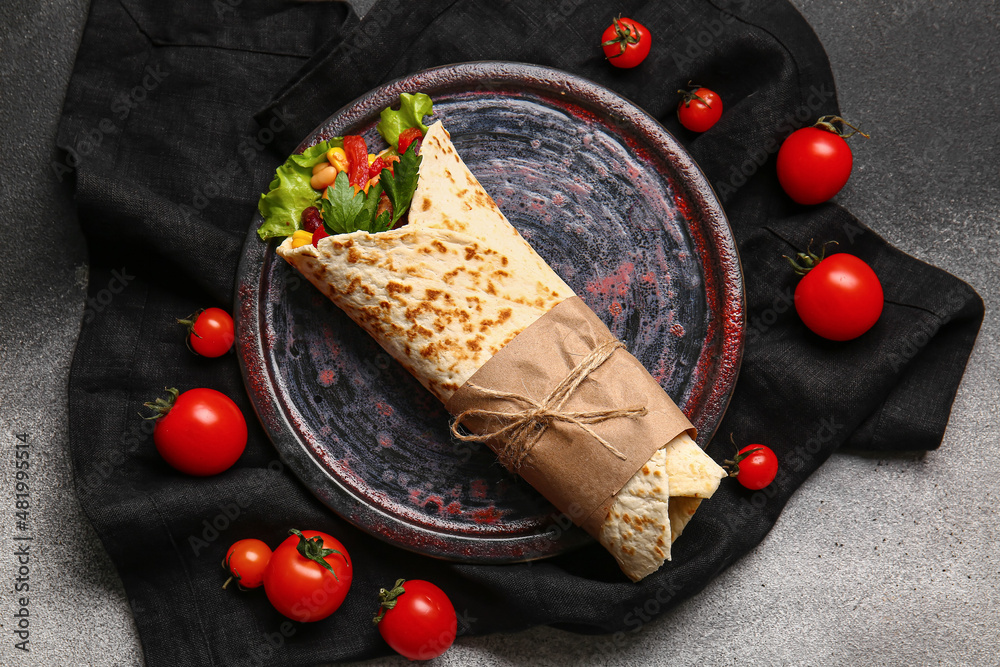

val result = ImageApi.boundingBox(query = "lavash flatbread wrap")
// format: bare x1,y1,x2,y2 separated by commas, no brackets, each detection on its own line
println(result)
275,120,725,581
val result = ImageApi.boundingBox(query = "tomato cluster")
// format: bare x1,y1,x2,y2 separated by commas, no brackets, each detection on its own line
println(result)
222,531,457,659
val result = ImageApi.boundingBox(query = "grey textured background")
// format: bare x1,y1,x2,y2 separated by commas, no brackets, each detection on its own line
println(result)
1,0,997,665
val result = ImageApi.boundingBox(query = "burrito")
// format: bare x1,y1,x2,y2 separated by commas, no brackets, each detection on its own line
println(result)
267,111,725,581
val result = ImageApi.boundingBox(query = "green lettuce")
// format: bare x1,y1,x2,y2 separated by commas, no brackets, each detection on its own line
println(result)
257,91,433,241
257,139,341,240
376,92,433,149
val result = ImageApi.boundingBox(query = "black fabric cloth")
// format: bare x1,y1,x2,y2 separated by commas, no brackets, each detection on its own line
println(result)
57,0,983,665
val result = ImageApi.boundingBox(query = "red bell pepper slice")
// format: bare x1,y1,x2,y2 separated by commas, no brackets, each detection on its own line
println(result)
343,135,370,188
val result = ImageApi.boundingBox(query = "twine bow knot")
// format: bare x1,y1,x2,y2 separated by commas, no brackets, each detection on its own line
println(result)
450,339,647,470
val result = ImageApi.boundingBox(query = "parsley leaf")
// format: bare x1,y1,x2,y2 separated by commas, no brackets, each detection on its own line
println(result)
321,172,365,234
356,182,384,232
372,210,393,234
380,144,422,227
320,173,389,234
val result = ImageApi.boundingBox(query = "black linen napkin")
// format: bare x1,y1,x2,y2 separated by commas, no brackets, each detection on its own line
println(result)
57,1,983,666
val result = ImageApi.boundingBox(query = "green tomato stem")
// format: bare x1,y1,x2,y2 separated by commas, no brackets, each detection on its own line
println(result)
372,578,407,625
289,529,343,581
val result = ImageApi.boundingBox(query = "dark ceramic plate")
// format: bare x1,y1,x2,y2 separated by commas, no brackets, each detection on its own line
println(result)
236,62,743,563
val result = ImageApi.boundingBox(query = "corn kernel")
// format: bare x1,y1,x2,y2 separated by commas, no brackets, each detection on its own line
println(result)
291,229,314,249
327,147,349,172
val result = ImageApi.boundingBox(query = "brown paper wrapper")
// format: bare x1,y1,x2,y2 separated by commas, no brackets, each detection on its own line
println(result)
445,296,695,538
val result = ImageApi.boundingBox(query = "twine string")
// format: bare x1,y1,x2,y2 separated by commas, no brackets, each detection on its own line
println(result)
450,339,647,470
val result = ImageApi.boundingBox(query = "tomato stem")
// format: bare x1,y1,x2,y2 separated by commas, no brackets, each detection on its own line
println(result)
722,434,763,478
142,387,179,420
289,528,345,581
222,552,242,590
677,86,711,109
602,15,640,58
813,115,870,139
372,578,407,625
177,309,206,341
784,239,838,275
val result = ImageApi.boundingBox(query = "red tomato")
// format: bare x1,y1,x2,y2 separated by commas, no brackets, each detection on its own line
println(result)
732,445,778,490
793,252,884,341
178,307,234,357
264,529,352,623
677,87,723,133
601,17,651,68
397,127,423,155
343,135,370,188
224,539,272,590
311,224,330,246
776,117,867,205
374,579,457,660
146,388,247,476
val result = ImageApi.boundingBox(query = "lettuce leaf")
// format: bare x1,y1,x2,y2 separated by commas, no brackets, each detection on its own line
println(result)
376,93,433,149
257,140,339,240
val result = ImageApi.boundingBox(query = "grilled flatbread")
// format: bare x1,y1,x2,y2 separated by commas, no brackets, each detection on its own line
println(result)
277,121,725,580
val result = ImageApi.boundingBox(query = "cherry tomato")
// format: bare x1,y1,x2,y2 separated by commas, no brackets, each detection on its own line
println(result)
223,539,272,590
263,529,352,623
791,250,884,341
343,135,370,188
397,127,423,155
178,307,234,357
312,224,330,246
374,579,457,661
730,444,778,490
145,387,247,476
776,116,868,205
601,17,651,68
677,87,723,133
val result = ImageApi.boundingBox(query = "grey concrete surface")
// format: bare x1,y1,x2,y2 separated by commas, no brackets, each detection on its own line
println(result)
0,0,997,665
